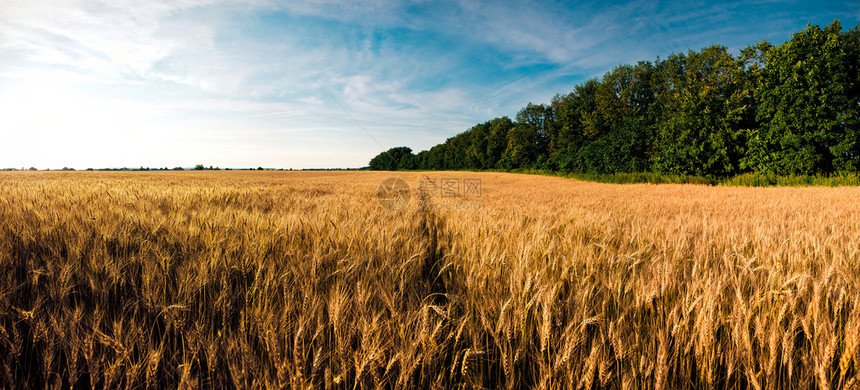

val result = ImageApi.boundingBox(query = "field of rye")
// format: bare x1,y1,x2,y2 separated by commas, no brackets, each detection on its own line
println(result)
0,170,858,389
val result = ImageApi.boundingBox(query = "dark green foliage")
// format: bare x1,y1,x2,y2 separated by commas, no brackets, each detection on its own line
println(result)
500,123,540,169
368,146,416,171
722,172,860,186
370,21,860,179
485,117,514,169
750,21,860,174
653,46,752,177
574,117,653,174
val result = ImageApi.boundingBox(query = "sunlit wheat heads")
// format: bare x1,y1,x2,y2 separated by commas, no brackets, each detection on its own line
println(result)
0,170,858,388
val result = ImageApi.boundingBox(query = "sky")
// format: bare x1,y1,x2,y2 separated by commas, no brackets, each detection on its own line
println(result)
0,0,858,169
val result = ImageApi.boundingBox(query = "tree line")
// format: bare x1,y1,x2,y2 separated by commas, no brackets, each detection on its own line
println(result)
370,21,860,178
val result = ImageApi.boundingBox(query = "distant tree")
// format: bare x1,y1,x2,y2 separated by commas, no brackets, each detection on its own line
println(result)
194,164,205,170
485,117,514,169
750,21,860,174
653,46,750,177
515,103,553,159
466,122,489,169
550,93,582,153
368,21,859,179
501,123,540,169
368,147,416,170
445,133,470,169
574,79,607,141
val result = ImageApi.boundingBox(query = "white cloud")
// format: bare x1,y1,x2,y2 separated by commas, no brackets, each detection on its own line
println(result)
0,0,855,168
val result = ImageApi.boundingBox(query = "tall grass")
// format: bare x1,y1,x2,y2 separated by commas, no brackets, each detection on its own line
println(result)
721,172,860,187
476,169,860,187
0,171,858,388
471,169,717,185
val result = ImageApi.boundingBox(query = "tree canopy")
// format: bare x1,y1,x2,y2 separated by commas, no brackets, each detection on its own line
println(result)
370,21,860,178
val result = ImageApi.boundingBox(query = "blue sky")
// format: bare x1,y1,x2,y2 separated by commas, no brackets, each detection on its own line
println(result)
0,0,857,169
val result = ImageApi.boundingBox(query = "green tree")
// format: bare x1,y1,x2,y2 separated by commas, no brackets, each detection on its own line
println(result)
653,46,751,177
466,122,490,169
751,21,860,174
501,125,537,169
574,79,606,141
499,104,554,169
368,147,416,171
424,144,448,170
444,133,470,169
516,103,553,155
548,93,583,171
485,117,513,169
368,21,859,179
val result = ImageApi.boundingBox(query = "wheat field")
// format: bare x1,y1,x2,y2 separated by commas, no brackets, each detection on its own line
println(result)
0,171,858,389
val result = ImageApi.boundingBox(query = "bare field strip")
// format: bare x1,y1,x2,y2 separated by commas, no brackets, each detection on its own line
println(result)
0,171,858,389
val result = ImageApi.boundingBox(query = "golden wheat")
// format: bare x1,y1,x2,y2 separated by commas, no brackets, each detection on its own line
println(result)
0,170,858,388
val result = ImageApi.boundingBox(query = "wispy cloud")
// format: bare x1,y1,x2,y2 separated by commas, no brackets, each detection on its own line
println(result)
0,0,856,168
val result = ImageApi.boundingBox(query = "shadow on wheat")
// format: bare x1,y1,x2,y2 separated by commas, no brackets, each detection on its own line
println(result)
0,170,858,389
